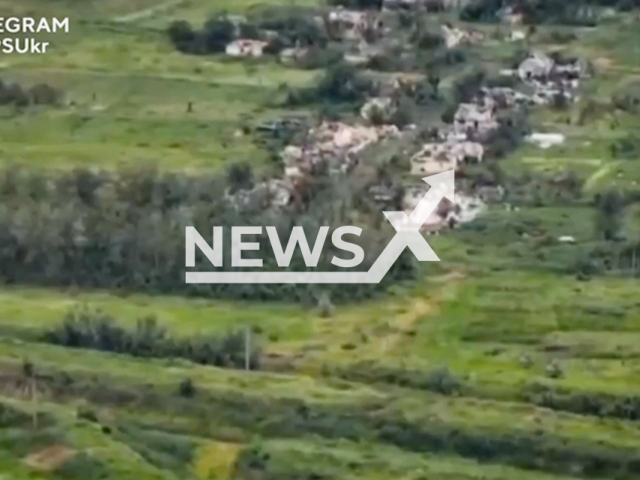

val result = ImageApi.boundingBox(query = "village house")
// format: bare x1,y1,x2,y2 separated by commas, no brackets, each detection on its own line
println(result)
402,187,485,232
411,141,484,176
410,140,483,176
327,8,383,41
225,39,269,57
453,103,498,138
442,25,483,49
281,122,401,176
518,51,554,81
499,6,524,25
403,187,453,232
479,87,532,108
410,143,457,176
229,178,292,210
508,30,527,42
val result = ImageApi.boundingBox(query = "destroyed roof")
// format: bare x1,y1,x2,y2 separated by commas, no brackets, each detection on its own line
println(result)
518,51,554,79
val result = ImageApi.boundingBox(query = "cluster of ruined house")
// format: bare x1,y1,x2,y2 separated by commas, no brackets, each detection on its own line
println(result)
281,121,402,178
223,8,384,59
222,7,589,231
511,51,588,105
222,7,484,60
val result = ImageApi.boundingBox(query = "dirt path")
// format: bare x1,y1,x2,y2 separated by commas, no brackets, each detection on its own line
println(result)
113,0,189,23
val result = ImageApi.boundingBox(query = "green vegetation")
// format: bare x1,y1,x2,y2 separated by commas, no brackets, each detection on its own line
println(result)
0,0,640,479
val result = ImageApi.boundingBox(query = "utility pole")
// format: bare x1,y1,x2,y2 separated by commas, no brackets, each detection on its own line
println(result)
245,325,251,371
32,376,37,429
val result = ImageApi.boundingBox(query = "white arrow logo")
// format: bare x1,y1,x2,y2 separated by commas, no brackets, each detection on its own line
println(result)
186,170,453,284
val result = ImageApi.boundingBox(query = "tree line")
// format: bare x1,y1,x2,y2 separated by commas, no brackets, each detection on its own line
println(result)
0,165,418,303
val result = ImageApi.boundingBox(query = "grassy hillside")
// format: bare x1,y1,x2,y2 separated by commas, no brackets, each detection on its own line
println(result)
0,0,640,479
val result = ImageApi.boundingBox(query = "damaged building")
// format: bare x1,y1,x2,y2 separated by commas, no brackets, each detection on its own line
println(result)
225,39,269,57
453,102,499,138
442,24,483,49
403,187,486,232
327,8,383,41
282,121,401,177
410,141,483,176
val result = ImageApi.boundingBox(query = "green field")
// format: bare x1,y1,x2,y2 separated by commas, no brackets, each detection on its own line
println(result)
1,0,640,479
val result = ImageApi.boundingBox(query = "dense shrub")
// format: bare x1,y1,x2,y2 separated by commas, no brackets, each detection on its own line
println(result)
82,382,640,479
315,62,375,103
594,189,624,240
0,80,58,107
414,30,444,50
29,84,58,105
460,0,604,25
452,69,486,104
42,308,261,370
326,0,382,8
167,17,235,54
76,405,99,423
52,452,111,480
484,110,530,159
523,383,640,421
286,62,376,106
610,134,640,160
295,46,343,70
115,424,196,473
336,362,464,395
178,378,196,398
0,402,33,428
0,81,29,106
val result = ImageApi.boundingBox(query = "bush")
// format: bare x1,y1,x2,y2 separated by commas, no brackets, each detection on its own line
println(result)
389,96,414,128
415,30,444,50
167,21,197,51
610,134,640,159
28,83,61,105
327,0,382,7
178,378,196,398
42,307,262,370
0,82,29,106
167,16,235,54
76,405,99,423
0,402,32,428
53,453,111,480
296,46,343,70
425,366,461,395
316,62,374,103
317,292,335,318
253,8,327,47
453,69,486,104
115,424,196,472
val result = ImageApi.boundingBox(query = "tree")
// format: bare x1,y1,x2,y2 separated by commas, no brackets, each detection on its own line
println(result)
595,190,624,241
22,359,38,428
167,20,197,51
203,17,235,53
226,162,255,194
316,62,373,103
427,72,441,98
28,83,60,105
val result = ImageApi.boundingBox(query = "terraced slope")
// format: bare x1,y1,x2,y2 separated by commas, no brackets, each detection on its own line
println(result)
0,0,640,479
